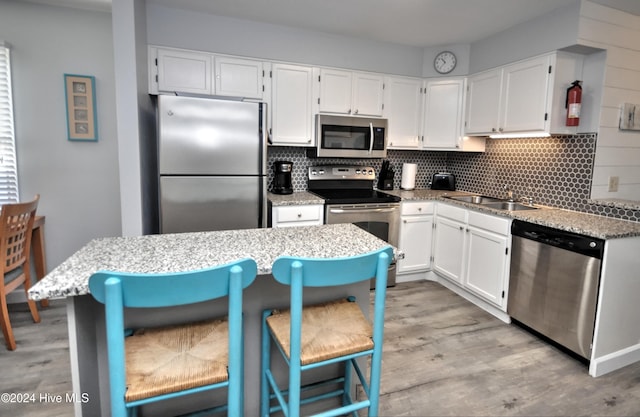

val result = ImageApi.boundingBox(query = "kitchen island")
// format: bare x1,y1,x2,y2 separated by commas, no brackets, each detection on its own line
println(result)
28,223,394,417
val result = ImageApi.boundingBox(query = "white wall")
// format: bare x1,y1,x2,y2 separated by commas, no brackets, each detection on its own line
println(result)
0,1,121,270
579,1,640,200
146,3,426,77
469,0,582,73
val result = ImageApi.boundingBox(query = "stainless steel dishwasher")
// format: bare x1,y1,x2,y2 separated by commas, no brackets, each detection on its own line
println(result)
507,220,604,359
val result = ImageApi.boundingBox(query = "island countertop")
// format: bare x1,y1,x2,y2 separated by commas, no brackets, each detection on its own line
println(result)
28,223,393,301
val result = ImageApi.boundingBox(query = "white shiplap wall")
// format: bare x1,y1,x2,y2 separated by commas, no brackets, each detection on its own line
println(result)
580,1,640,200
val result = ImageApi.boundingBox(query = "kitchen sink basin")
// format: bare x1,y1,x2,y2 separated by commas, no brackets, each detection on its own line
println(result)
445,194,539,211
481,201,538,211
445,195,503,204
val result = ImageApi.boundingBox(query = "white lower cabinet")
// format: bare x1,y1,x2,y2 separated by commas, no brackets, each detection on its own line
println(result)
271,205,324,228
397,202,434,275
464,211,511,308
432,203,512,313
432,204,467,284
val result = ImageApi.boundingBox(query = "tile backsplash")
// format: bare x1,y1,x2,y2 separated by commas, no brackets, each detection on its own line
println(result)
267,133,640,222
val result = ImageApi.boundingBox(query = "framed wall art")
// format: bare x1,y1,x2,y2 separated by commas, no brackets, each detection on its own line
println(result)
64,74,98,141
619,102,640,131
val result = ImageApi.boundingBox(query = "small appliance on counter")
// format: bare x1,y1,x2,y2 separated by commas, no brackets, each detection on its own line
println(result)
272,161,293,194
377,160,394,190
430,172,456,191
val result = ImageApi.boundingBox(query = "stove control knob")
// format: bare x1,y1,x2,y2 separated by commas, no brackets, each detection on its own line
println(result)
318,170,325,175
310,170,317,175
356,169,361,174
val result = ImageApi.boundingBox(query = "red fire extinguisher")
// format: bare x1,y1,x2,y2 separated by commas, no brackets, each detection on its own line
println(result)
566,80,582,126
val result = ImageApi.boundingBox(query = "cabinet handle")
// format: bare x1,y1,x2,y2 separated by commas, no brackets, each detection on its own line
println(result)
418,207,422,212
354,109,359,114
347,109,352,114
297,213,302,218
499,127,504,132
459,226,464,230
403,220,407,223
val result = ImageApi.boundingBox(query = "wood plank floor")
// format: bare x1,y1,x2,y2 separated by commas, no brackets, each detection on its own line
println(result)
1,280,639,416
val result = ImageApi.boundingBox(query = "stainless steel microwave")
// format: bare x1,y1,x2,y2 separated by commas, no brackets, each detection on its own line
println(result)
307,114,388,158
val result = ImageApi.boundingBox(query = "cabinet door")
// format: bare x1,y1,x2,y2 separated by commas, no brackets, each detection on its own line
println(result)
318,68,352,114
500,55,551,133
214,56,264,99
423,79,464,149
432,216,466,284
464,68,501,135
384,76,422,149
398,215,433,273
157,49,212,95
270,64,314,146
464,226,509,308
352,72,384,116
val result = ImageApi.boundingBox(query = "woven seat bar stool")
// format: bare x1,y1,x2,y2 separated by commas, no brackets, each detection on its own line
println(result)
261,246,393,417
0,195,40,351
89,258,257,417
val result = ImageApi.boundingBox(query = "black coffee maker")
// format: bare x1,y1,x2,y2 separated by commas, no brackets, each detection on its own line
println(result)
272,161,293,195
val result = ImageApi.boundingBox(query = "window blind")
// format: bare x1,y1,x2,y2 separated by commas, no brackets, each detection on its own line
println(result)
0,42,19,204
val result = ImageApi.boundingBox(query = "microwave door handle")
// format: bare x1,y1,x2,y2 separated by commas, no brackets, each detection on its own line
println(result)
369,122,374,154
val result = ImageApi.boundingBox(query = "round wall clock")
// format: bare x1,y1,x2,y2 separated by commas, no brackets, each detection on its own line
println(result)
434,51,457,74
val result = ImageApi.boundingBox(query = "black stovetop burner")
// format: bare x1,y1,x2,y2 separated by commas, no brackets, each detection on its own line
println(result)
308,188,400,205
307,164,400,205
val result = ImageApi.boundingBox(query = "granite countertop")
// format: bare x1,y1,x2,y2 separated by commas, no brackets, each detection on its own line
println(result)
386,188,640,240
28,223,393,301
268,191,324,206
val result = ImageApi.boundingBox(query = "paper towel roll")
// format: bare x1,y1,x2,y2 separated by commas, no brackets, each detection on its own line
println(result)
401,163,417,190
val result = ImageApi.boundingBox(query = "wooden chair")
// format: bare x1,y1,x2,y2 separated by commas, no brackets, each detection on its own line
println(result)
89,258,257,417
261,246,393,417
0,194,40,351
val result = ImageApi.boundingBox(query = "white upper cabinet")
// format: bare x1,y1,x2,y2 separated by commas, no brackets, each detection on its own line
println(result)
270,63,316,146
464,51,585,136
383,76,423,149
151,47,266,100
422,79,465,149
155,48,212,95
318,68,384,116
352,72,385,116
464,68,502,135
500,54,552,133
386,76,484,151
214,56,265,100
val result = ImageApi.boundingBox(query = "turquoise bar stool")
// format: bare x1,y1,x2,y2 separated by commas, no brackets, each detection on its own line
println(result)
89,258,257,417
261,246,393,417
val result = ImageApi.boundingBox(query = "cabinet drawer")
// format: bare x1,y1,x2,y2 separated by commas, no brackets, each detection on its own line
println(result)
468,210,511,235
273,205,323,223
401,201,434,216
436,203,467,223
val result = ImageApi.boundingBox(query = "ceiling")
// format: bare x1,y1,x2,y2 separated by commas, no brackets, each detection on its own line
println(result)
18,0,640,48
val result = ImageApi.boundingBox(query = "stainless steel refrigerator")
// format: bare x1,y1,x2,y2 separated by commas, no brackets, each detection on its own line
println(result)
158,95,267,233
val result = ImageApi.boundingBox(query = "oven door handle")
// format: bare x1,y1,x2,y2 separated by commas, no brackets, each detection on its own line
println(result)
329,207,398,214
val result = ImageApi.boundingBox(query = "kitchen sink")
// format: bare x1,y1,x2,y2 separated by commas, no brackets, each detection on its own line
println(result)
481,201,538,211
445,195,539,211
445,195,503,204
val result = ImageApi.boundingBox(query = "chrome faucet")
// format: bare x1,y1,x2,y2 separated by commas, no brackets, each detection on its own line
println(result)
504,184,514,202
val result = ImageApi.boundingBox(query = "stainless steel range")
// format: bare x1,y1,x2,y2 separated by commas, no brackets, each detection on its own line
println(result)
307,165,401,287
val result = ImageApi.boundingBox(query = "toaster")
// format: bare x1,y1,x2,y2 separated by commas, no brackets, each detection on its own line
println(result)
431,173,456,191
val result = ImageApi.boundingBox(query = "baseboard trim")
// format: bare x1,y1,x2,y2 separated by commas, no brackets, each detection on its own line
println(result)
590,343,640,377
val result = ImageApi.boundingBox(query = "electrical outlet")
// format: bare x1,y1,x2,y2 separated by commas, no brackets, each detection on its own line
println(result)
608,176,619,192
